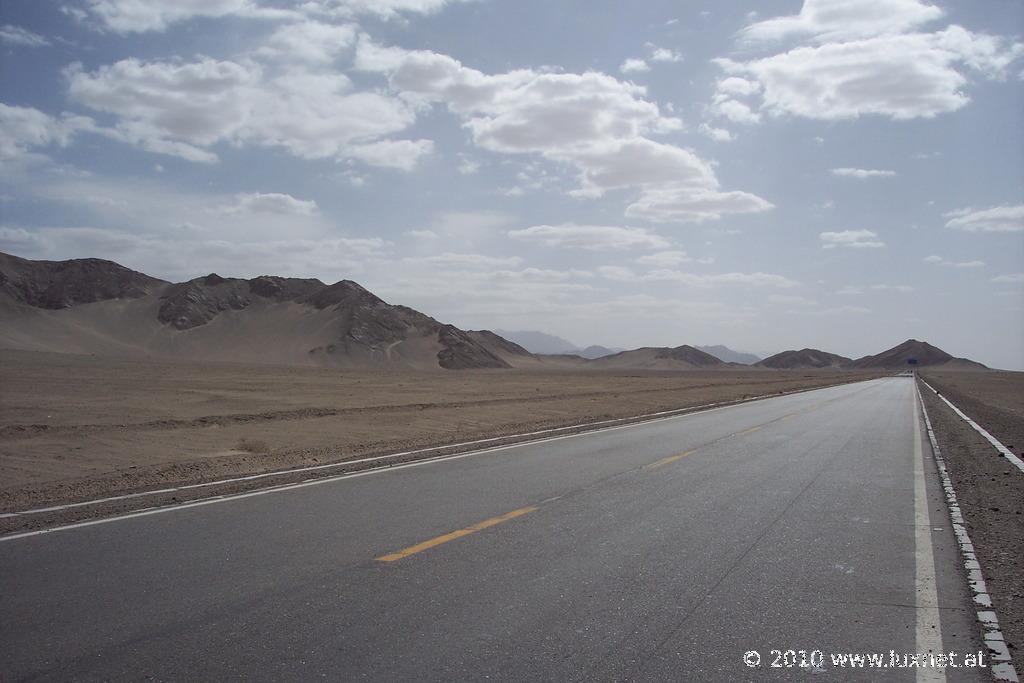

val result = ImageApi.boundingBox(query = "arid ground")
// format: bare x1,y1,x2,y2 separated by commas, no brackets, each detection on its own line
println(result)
919,369,1024,674
1,349,883,528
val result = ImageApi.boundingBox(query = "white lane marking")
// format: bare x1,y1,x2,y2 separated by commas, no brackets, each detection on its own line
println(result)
1,378,883,520
913,387,947,683
919,378,1024,475
917,381,1020,682
0,380,887,542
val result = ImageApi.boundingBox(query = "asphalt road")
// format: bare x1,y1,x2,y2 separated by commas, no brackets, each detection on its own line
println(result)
0,377,989,681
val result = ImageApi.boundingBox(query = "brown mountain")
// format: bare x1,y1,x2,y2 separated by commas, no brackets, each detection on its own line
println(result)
0,252,519,370
588,345,727,370
756,348,851,369
847,339,987,370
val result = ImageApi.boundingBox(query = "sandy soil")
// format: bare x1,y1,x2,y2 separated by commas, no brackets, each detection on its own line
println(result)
0,349,883,531
918,370,1024,675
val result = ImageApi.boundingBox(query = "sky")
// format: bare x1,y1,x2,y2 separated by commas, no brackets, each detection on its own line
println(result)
1,0,1022,368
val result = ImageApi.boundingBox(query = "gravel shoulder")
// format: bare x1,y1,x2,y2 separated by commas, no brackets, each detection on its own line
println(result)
918,370,1024,676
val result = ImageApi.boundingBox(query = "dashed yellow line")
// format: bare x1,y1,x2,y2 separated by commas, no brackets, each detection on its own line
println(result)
376,506,538,562
736,425,762,436
643,449,697,471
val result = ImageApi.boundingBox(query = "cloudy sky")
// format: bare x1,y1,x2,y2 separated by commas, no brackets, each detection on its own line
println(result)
1,0,1022,368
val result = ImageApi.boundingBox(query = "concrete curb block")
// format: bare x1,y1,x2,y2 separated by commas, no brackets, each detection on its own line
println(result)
916,378,1019,682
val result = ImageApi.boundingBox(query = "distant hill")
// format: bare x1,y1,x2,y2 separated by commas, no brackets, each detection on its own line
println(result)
495,329,579,355
577,345,620,359
848,339,987,370
0,252,522,370
756,348,851,369
589,345,727,370
696,345,761,365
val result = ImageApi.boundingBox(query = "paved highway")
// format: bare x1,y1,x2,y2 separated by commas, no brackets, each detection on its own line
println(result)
0,378,988,680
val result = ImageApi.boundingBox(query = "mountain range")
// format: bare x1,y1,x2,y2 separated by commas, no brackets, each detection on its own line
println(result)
0,252,988,372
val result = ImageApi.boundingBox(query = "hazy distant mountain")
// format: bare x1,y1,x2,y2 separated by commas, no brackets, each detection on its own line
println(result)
848,339,987,370
0,252,526,370
695,345,761,365
577,345,621,359
495,329,579,355
756,348,851,369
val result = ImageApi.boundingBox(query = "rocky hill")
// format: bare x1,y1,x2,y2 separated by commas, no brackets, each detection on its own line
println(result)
756,348,851,369
589,345,727,370
847,339,987,370
0,252,516,370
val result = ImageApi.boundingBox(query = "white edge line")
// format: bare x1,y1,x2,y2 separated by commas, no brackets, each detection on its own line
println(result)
916,379,1020,683
912,386,946,683
0,377,884,542
920,378,1024,475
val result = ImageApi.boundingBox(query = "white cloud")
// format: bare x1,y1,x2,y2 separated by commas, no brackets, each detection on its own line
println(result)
698,123,734,142
620,58,650,74
601,267,798,288
508,224,670,251
832,167,897,179
716,22,1024,121
0,25,51,47
222,192,318,216
625,186,773,223
740,0,944,44
83,0,274,33
711,98,761,125
991,273,1024,284
66,54,421,166
716,77,761,97
923,254,985,268
410,252,523,268
257,21,357,64
649,47,683,63
347,139,434,170
768,294,816,305
356,37,771,222
945,205,1024,232
0,104,97,161
636,250,692,267
82,0,467,32
303,0,475,20
836,285,863,295
869,284,914,291
407,229,438,238
819,229,885,248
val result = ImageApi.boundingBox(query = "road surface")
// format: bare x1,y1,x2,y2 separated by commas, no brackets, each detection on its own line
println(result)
0,377,987,680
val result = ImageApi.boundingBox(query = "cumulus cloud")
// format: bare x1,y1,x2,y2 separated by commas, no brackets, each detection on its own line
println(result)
0,25,51,47
82,0,467,32
257,21,357,64
819,229,885,248
620,58,650,74
832,167,897,179
222,192,319,216
712,1,1024,123
739,0,944,44
922,254,985,268
636,250,692,267
65,54,422,166
356,37,772,222
598,265,798,288
0,104,98,161
991,273,1024,284
944,205,1024,232
698,124,734,142
508,224,670,251
411,252,523,268
648,46,683,63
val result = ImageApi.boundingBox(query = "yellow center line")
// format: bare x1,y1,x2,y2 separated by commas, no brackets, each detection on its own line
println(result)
376,505,538,562
643,449,697,471
736,425,762,436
